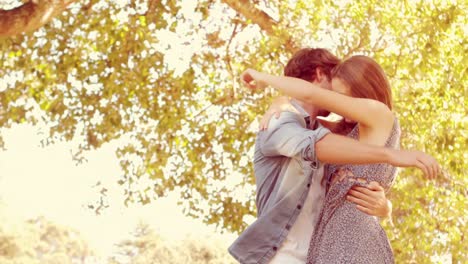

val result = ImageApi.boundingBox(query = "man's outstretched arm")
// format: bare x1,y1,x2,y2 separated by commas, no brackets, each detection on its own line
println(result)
316,133,439,218
315,133,439,179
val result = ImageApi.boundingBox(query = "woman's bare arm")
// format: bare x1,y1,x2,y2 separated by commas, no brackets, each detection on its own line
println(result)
241,69,394,130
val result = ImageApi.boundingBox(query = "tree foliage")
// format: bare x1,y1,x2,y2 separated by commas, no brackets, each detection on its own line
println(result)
0,0,466,262
0,212,234,263
0,215,95,263
109,222,235,264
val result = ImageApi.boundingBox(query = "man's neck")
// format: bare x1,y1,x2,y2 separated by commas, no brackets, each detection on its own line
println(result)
292,99,318,119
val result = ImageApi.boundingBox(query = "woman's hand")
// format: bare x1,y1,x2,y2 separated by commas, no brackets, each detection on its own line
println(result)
240,69,268,89
388,149,440,179
259,97,298,130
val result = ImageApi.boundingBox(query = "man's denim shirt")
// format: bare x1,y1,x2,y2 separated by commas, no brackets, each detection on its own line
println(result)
228,102,331,264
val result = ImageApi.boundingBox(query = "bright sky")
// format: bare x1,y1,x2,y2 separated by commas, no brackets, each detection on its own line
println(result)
0,123,237,259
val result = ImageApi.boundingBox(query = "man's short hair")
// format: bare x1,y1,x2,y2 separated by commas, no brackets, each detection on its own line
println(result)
284,48,340,82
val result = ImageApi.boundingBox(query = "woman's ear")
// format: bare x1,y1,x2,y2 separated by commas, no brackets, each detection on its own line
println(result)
316,68,324,82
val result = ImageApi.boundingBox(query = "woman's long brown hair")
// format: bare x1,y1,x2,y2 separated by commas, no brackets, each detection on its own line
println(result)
332,55,393,110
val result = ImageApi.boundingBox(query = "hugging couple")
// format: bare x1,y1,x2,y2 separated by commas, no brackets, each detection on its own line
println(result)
228,48,440,264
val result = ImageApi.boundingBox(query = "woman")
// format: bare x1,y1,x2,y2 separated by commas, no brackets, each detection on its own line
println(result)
240,55,438,263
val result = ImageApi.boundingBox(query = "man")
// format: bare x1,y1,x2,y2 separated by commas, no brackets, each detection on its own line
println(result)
229,48,435,264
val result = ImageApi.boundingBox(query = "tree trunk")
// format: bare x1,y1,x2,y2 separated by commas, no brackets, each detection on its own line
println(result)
221,0,298,53
1,0,298,52
0,0,76,37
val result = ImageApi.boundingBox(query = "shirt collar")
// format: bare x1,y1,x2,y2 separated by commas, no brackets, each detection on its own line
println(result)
290,99,318,129
290,99,309,119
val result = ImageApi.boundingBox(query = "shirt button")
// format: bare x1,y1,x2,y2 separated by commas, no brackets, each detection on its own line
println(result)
297,205,302,210
307,183,311,187
273,246,278,251
285,224,291,230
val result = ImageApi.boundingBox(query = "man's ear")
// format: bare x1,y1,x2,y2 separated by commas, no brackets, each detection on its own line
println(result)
316,68,325,82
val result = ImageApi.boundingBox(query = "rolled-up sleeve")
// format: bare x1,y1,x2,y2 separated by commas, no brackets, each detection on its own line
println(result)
259,112,330,165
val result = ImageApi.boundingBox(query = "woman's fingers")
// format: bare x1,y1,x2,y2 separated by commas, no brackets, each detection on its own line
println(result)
260,110,281,130
241,79,255,89
240,70,256,89
259,118,267,130
259,110,279,130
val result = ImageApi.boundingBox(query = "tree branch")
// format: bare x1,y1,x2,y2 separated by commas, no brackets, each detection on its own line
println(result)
222,0,277,35
0,0,78,37
221,0,298,53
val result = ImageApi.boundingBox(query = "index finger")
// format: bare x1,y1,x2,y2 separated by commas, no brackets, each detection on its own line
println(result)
241,78,252,88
